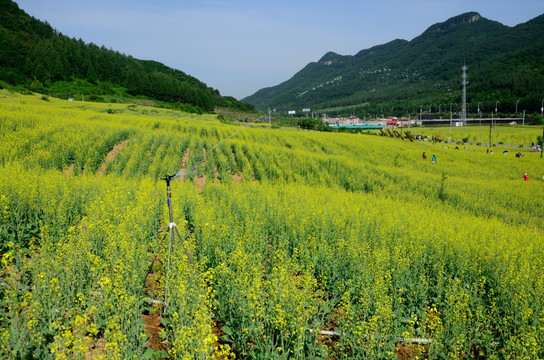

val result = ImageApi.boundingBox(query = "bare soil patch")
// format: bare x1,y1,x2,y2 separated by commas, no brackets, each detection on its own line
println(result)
143,260,168,353
97,139,129,175
63,163,74,176
143,308,168,353
194,147,207,192
232,172,243,183
178,148,190,178
395,343,428,360
194,174,207,193
85,338,104,360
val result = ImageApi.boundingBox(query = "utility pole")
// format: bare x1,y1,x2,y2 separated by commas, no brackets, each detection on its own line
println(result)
491,110,494,135
494,101,499,133
489,122,492,150
541,123,544,158
522,110,525,137
461,64,468,125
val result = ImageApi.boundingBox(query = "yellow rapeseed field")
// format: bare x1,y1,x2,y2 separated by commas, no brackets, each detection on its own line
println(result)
1,90,543,359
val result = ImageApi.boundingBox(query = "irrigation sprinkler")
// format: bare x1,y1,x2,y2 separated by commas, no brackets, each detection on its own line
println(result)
160,171,185,313
158,115,261,312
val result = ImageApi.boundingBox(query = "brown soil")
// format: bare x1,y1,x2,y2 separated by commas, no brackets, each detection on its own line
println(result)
232,172,243,183
178,148,190,178
316,307,343,355
97,139,129,175
85,338,104,360
143,309,168,353
63,163,75,176
394,343,428,360
212,321,226,348
194,147,207,192
144,271,161,294
194,174,207,193
143,255,168,353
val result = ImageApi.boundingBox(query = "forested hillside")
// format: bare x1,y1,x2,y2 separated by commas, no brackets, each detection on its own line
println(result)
244,12,544,118
0,0,254,112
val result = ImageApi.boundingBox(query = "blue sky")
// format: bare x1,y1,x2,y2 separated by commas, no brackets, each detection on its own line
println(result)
14,0,544,99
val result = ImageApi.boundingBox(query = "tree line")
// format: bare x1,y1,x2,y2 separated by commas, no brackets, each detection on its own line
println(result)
0,0,254,112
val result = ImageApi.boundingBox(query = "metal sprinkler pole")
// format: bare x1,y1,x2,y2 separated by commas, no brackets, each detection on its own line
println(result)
160,116,260,312
161,174,177,313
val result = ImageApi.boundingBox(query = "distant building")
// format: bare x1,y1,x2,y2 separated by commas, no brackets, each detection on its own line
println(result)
322,115,360,126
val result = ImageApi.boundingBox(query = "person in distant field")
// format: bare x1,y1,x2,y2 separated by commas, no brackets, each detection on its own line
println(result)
523,173,529,181
422,152,427,159
516,152,522,158
431,154,436,163
503,150,508,156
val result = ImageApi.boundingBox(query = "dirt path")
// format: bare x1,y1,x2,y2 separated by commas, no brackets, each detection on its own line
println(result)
143,255,169,353
63,163,75,176
97,139,129,175
178,148,190,177
143,271,168,353
232,172,243,183
194,148,207,193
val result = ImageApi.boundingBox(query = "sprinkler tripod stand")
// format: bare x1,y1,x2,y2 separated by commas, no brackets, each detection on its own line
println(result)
161,173,184,313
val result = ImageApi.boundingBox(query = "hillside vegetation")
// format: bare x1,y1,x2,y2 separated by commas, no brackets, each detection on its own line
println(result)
0,0,254,113
1,90,544,359
244,12,544,118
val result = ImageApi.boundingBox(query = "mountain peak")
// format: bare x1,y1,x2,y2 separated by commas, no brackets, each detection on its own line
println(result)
243,11,543,112
318,51,343,65
425,12,482,33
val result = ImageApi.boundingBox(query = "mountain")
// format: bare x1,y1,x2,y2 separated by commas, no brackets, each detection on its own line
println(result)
243,12,544,117
0,0,254,112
